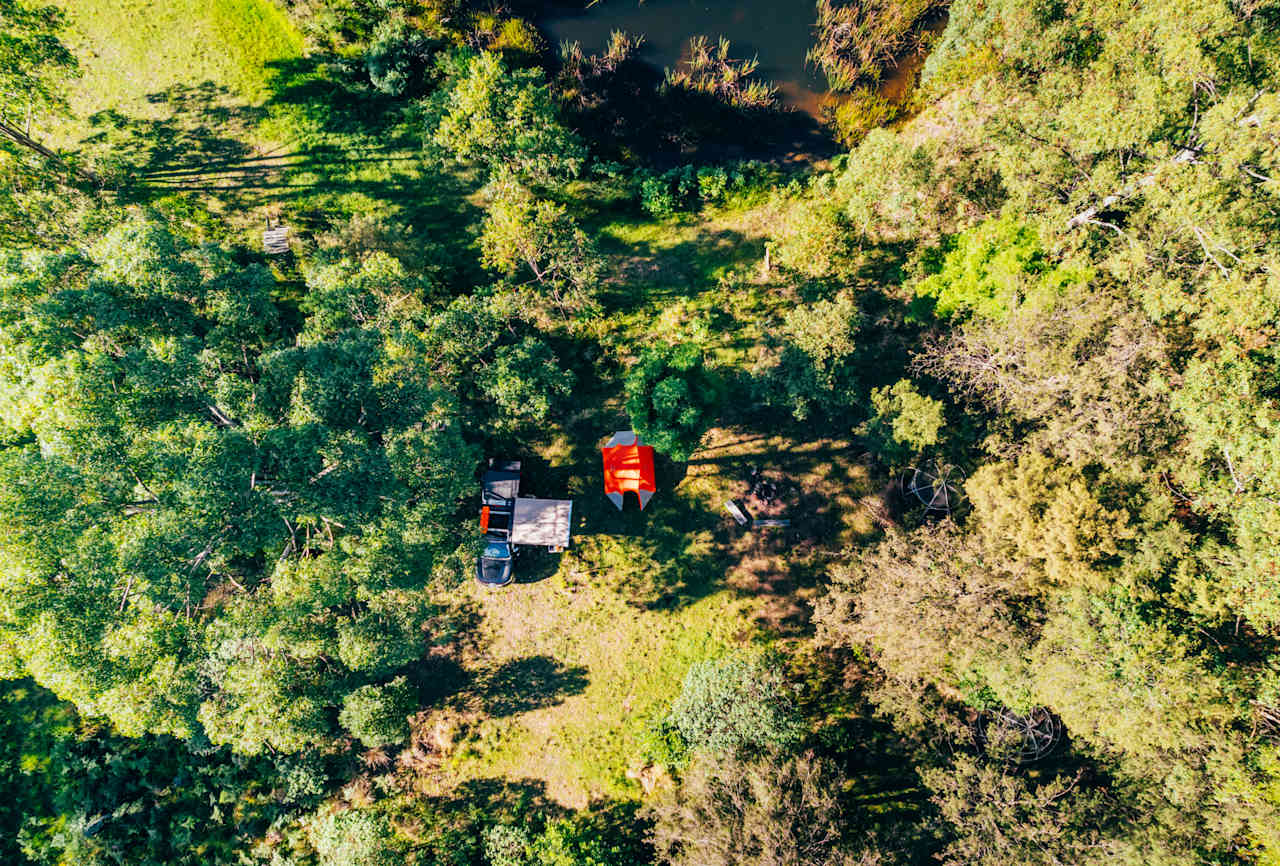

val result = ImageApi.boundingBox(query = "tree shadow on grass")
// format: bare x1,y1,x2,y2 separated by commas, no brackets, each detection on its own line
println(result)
80,60,483,280
473,655,590,718
596,225,762,312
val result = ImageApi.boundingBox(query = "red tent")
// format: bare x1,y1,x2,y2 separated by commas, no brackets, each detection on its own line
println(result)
602,431,656,510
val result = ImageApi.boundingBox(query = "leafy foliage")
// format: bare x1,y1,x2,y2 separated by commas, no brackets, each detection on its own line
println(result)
864,378,944,464
756,293,862,420
624,342,718,461
338,677,415,748
309,809,402,866
431,50,585,181
914,214,1088,321
480,174,603,314
0,218,478,755
646,750,865,866
667,651,805,755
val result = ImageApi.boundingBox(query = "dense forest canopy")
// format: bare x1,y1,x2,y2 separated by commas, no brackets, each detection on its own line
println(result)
2,0,1280,864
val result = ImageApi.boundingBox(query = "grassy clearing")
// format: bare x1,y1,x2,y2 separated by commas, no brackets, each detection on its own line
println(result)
428,410,883,806
449,582,753,807
595,199,804,368
50,0,302,144
411,193,890,806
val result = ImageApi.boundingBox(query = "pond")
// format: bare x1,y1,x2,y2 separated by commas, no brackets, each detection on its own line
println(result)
540,0,832,117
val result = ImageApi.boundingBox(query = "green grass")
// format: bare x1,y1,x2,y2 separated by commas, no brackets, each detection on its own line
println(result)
451,581,754,807
50,0,303,144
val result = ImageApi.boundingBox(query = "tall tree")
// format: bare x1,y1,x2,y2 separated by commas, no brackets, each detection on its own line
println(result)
0,218,479,753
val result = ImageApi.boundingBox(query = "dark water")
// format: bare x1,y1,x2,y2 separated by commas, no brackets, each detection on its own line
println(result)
541,0,830,115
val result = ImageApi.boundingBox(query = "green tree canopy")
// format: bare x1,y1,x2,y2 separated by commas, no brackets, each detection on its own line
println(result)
431,50,585,181
625,342,718,462
666,651,805,756
0,218,478,753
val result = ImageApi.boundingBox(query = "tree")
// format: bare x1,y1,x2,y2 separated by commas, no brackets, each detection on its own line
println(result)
309,810,402,866
338,677,415,749
667,651,805,755
923,757,1151,866
625,342,718,461
814,525,1034,724
431,50,585,181
0,218,478,754
914,214,1089,322
967,452,1136,592
477,337,575,430
916,281,1173,470
864,379,944,464
756,293,861,421
479,175,603,314
646,750,866,866
0,0,80,167
364,17,438,96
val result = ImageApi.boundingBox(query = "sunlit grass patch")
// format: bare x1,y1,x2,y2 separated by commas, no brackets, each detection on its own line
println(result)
50,0,303,144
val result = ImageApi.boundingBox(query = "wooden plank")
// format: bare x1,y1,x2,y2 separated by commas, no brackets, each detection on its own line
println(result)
263,226,290,254
723,500,749,525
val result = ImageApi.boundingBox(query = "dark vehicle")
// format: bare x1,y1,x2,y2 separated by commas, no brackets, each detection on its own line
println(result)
477,460,521,587
476,536,515,586
475,459,574,587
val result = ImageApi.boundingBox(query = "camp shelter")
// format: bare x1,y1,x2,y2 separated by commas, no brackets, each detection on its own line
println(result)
602,431,656,510
509,498,573,550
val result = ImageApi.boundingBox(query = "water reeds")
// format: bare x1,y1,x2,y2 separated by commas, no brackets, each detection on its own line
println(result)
663,36,780,110
557,30,644,109
807,0,943,91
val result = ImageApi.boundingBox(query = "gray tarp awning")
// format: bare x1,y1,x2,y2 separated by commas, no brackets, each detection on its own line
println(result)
510,498,573,548
482,469,521,503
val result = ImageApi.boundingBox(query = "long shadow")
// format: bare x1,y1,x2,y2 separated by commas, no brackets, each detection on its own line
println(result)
81,61,484,286
595,226,762,313
474,655,590,718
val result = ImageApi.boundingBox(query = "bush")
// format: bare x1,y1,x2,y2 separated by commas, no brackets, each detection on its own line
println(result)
865,378,945,464
646,750,860,866
338,677,414,748
756,293,862,421
636,162,774,217
277,753,328,803
624,343,719,461
309,810,401,866
483,824,531,866
829,88,901,147
667,651,804,755
364,18,437,96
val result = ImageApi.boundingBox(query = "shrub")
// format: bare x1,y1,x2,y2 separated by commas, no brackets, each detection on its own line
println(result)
309,810,401,866
636,162,779,217
865,378,945,464
667,651,804,755
646,750,859,866
624,343,718,461
756,293,862,421
338,677,414,748
483,824,531,866
364,18,437,96
829,88,901,147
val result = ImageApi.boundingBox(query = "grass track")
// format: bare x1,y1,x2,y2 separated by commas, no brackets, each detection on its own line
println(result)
50,0,303,143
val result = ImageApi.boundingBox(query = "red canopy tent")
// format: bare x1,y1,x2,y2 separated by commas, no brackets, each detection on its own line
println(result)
602,431,656,510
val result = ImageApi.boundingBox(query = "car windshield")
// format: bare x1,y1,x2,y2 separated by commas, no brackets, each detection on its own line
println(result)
483,541,511,559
